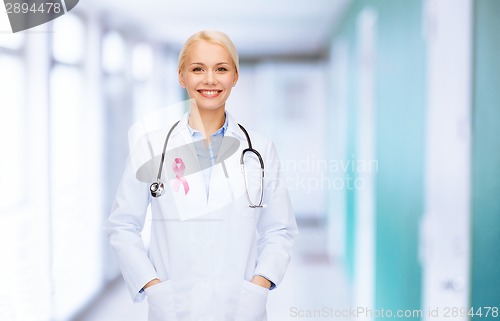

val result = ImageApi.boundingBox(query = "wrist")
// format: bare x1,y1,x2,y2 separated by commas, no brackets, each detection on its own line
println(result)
251,275,272,289
143,278,160,290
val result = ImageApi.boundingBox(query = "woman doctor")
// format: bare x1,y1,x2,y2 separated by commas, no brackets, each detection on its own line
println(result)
104,30,298,321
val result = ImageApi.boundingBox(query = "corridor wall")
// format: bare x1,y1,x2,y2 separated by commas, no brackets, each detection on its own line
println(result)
471,0,500,315
328,0,426,319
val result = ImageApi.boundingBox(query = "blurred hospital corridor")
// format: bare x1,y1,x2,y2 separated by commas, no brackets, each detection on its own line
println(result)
1,0,500,320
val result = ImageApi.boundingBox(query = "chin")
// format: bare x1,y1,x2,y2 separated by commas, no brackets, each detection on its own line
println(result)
194,100,226,112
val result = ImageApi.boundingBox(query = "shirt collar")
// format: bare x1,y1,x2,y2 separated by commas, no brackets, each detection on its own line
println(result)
187,112,229,138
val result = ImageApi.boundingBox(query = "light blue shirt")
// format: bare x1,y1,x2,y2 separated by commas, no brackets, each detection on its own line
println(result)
187,114,228,198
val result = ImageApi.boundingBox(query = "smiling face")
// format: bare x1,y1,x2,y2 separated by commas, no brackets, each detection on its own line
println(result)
178,40,238,112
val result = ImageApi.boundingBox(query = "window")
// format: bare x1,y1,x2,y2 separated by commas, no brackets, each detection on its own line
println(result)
52,13,85,64
0,32,24,50
50,13,104,321
0,31,53,321
102,31,127,74
132,42,153,81
0,55,25,210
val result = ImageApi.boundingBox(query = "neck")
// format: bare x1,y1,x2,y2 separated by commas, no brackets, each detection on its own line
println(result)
188,106,226,141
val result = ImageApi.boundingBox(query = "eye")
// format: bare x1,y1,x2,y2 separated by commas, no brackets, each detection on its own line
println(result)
216,67,228,72
192,67,203,72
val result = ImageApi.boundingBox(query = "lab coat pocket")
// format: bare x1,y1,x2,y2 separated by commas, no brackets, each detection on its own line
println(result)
145,281,178,321
234,280,269,321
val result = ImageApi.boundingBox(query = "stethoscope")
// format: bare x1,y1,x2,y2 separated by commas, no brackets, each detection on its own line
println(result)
150,121,265,208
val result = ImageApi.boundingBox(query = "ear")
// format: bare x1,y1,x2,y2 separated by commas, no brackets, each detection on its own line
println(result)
232,71,239,87
178,69,186,88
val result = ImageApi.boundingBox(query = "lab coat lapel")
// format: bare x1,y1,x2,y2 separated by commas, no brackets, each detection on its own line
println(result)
165,123,208,220
207,115,247,211
215,132,240,165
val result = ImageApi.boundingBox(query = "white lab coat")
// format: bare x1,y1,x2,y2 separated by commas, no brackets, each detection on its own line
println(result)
104,111,298,321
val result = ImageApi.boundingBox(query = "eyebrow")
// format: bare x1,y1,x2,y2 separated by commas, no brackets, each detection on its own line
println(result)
190,62,231,66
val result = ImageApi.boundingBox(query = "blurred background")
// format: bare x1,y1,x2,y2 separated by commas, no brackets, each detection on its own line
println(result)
1,0,499,320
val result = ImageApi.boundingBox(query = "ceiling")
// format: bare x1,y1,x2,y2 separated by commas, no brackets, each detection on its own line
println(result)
81,0,351,59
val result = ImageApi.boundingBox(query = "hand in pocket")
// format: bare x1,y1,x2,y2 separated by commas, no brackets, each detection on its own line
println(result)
234,280,269,321
145,281,178,321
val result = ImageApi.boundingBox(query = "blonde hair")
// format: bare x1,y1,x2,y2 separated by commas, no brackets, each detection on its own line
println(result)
178,30,239,74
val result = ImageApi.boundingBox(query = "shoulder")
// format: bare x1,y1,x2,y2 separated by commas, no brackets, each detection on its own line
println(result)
237,126,281,162
128,120,181,181
226,112,268,143
225,112,279,159
242,128,271,148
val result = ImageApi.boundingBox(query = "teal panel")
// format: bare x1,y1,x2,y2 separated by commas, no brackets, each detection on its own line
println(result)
471,0,500,316
331,2,360,281
374,0,425,318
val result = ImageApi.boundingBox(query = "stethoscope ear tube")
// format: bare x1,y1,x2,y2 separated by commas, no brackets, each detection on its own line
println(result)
240,148,265,208
238,123,265,205
240,148,264,175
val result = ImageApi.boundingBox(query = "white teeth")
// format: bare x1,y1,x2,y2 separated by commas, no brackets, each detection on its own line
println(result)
201,90,219,95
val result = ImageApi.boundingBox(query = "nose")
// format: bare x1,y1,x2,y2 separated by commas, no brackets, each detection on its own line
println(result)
204,70,217,86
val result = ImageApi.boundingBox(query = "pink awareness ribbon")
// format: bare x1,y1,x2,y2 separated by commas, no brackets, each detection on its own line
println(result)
172,158,189,195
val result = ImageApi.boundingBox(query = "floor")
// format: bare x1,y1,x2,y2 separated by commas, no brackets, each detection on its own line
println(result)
74,224,352,321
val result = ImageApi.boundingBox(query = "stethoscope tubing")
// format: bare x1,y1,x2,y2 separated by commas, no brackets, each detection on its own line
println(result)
156,120,180,182
150,120,265,208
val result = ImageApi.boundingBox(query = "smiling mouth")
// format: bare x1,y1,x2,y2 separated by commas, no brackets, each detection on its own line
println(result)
197,90,222,98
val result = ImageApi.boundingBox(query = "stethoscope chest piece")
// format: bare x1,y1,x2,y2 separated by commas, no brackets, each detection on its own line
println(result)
150,181,164,198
